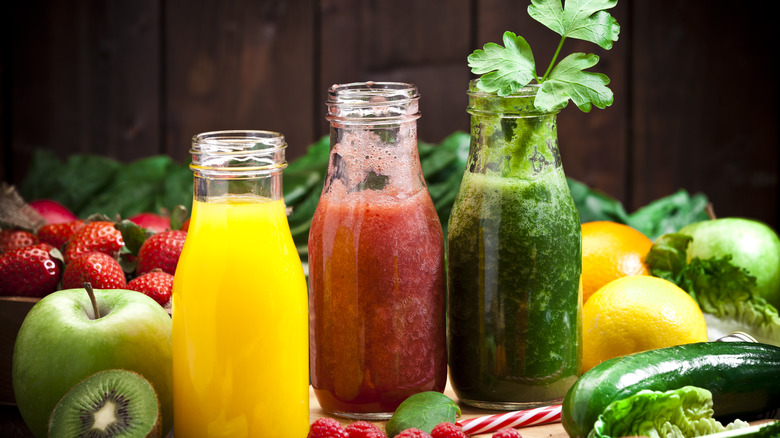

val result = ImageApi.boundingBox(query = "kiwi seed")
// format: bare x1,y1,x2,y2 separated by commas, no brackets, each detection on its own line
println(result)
48,369,162,438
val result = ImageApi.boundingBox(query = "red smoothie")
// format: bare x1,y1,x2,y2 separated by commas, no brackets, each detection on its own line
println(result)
308,188,447,417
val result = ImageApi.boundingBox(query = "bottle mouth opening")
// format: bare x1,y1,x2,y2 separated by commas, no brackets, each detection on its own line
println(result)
190,130,287,177
326,81,421,124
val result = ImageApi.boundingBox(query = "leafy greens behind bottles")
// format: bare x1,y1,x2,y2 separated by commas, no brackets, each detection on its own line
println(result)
19,132,708,262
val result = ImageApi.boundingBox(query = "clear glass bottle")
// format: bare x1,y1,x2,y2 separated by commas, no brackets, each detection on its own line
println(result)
172,131,309,437
308,82,447,419
447,81,582,409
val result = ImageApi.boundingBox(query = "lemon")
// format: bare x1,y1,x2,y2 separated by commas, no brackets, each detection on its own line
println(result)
582,275,708,372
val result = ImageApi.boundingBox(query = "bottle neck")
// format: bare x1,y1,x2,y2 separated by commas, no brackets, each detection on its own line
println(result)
467,82,561,179
190,130,287,202
324,82,425,197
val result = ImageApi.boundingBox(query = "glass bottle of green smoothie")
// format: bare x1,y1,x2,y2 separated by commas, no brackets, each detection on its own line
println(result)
446,80,582,410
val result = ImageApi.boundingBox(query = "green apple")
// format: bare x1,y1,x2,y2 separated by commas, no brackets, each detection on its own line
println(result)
12,286,172,438
678,217,780,308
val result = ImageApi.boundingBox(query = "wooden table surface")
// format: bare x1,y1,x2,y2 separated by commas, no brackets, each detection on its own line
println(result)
309,383,569,438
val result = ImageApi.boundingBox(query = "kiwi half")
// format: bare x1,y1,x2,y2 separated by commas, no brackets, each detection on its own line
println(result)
48,369,162,438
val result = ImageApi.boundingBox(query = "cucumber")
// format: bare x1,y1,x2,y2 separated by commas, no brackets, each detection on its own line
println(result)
561,342,780,438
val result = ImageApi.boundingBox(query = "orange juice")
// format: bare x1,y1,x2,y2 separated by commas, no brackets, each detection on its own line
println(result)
172,195,309,438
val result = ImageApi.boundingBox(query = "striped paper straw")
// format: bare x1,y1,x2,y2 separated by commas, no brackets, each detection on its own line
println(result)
455,404,562,435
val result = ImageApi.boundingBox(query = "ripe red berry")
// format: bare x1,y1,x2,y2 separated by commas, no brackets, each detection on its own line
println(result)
129,212,170,233
345,421,387,438
307,417,348,438
63,221,124,263
492,428,522,438
431,422,467,438
0,243,62,297
37,220,85,249
0,229,38,253
127,269,174,305
62,252,127,290
396,429,433,438
136,230,187,275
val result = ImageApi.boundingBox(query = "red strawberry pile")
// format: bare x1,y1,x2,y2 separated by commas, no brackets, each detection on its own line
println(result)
0,199,190,308
307,419,522,438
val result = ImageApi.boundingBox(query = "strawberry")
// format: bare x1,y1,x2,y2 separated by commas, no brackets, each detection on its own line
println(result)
136,230,187,275
0,243,62,297
63,221,124,263
129,212,170,233
0,229,38,253
127,269,174,305
37,220,85,249
62,251,127,290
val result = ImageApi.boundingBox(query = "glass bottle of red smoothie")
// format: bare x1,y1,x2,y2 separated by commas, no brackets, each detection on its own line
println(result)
308,82,447,420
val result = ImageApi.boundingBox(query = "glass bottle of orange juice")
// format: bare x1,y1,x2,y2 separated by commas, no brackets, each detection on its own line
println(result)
172,130,309,438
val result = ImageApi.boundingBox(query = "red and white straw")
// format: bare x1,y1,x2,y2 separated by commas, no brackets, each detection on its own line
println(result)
455,404,562,436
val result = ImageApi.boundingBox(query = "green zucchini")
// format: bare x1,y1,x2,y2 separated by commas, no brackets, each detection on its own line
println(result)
561,342,780,438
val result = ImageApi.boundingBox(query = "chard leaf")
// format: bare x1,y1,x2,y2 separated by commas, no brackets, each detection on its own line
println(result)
626,189,711,240
536,52,613,112
468,31,536,96
529,0,620,49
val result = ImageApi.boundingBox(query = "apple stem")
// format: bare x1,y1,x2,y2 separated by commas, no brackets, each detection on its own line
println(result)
706,202,717,220
83,282,101,319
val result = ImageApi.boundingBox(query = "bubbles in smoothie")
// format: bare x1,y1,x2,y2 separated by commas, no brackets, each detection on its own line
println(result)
326,125,421,201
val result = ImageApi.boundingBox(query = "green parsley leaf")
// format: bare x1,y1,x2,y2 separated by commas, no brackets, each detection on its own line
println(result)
467,31,536,97
537,52,613,112
528,0,620,50
468,0,620,112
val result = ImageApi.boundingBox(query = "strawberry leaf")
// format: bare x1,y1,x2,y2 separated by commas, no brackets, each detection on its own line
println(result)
528,0,620,50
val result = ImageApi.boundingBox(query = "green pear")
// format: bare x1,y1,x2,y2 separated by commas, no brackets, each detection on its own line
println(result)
678,217,780,308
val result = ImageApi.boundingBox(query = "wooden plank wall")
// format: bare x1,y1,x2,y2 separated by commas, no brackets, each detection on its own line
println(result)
2,0,778,228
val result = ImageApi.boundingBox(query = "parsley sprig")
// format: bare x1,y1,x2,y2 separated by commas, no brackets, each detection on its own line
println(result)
468,0,620,112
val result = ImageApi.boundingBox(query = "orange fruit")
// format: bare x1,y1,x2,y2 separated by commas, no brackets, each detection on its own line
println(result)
582,275,708,372
581,221,654,304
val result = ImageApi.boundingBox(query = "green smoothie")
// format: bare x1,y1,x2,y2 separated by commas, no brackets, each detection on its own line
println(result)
446,83,582,409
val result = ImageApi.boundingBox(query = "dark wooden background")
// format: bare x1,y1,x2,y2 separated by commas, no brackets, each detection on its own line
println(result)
2,0,778,228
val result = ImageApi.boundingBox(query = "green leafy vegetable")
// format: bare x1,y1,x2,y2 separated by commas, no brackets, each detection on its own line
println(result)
590,386,749,438
700,421,780,438
646,233,780,345
19,149,192,219
385,392,460,437
468,0,620,111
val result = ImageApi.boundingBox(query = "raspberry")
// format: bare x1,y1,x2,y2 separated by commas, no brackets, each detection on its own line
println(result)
431,422,467,438
396,429,433,438
308,418,349,438
345,420,387,438
492,429,522,438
